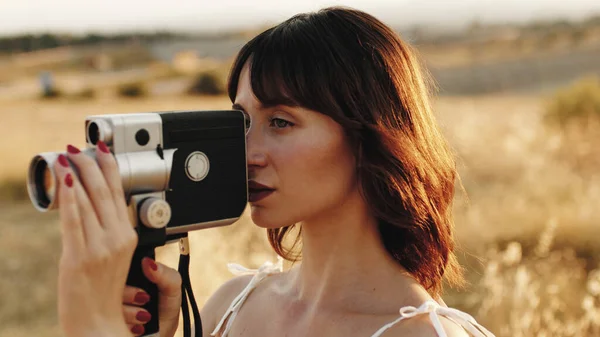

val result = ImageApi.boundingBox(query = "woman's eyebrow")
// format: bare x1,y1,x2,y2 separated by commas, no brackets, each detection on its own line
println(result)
233,102,270,111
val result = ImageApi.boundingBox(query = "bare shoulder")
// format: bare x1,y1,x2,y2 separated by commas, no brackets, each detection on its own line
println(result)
384,314,470,337
200,274,254,336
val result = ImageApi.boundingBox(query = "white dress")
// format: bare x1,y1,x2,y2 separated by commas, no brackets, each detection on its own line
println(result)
207,258,496,337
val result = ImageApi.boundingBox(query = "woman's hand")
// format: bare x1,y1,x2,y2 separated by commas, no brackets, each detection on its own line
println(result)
54,142,137,337
122,259,183,337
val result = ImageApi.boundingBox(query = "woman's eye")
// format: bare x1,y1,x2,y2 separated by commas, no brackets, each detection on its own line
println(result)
269,118,293,129
244,117,251,132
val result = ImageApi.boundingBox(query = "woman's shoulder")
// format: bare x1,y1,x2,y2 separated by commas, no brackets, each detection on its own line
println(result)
372,298,494,337
384,314,471,337
200,257,285,336
200,274,255,335
204,273,255,309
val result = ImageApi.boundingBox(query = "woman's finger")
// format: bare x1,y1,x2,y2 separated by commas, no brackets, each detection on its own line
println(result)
141,257,182,298
122,286,150,306
66,144,119,230
68,163,105,248
122,304,152,326
94,140,133,229
127,323,146,336
54,154,84,255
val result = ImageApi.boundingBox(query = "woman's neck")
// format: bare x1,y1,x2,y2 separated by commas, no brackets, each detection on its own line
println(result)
285,191,429,314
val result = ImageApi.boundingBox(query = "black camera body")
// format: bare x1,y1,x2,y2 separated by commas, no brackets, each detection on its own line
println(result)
89,109,248,241
160,110,248,237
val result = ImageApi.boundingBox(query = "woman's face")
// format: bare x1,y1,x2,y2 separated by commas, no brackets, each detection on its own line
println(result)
234,62,359,228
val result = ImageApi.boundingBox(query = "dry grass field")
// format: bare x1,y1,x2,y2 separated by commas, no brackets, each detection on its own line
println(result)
1,88,599,337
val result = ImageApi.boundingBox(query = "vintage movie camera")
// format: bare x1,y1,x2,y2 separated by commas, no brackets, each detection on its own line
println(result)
26,110,249,337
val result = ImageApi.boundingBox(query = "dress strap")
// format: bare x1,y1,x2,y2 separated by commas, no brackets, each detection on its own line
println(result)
370,300,495,337
210,257,284,337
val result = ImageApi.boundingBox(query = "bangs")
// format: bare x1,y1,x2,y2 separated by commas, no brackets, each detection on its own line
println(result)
228,15,336,112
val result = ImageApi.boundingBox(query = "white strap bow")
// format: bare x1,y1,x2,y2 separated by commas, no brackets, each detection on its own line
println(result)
210,257,284,337
226,256,284,276
370,300,495,337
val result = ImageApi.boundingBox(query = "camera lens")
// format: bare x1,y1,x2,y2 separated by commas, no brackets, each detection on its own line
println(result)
30,157,54,209
88,122,100,145
86,119,112,146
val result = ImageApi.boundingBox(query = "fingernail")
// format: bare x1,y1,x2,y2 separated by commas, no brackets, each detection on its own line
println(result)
136,311,152,323
58,154,69,168
67,144,80,154
131,324,144,335
146,258,158,271
134,292,150,305
97,140,110,154
65,173,73,188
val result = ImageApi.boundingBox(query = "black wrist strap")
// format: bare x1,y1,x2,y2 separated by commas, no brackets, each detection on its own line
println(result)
178,235,203,337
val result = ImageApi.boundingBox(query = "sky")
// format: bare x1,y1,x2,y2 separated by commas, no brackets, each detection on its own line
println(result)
1,0,600,36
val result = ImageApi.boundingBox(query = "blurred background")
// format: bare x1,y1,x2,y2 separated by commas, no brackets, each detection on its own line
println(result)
1,1,600,336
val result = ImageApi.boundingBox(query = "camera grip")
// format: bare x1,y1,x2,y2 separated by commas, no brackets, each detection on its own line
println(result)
127,246,160,336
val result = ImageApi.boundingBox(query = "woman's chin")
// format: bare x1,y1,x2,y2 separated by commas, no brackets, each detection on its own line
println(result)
249,207,293,229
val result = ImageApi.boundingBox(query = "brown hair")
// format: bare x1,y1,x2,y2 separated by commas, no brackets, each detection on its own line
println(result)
227,6,465,296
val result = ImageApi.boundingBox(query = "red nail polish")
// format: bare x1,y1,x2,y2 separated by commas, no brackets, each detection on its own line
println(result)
58,154,69,168
65,173,73,187
131,324,144,335
145,258,158,271
134,292,150,304
67,144,80,154
97,140,110,154
136,311,152,323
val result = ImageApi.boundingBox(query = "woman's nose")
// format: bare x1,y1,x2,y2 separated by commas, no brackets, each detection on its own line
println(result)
247,150,267,168
246,127,268,168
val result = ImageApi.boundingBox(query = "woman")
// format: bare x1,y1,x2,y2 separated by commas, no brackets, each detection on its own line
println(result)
52,6,494,337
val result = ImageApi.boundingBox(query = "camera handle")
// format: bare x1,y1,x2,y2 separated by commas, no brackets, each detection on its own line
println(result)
127,246,161,336
126,234,203,337
126,193,203,337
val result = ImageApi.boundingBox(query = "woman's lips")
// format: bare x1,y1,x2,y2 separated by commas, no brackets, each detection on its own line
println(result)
248,189,274,202
248,180,274,202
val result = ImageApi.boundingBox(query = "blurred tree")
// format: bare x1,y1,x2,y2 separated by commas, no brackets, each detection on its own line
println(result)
545,76,600,128
187,71,225,96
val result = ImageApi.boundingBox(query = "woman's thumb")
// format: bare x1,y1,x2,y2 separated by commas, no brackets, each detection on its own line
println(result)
141,257,182,334
141,257,182,297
